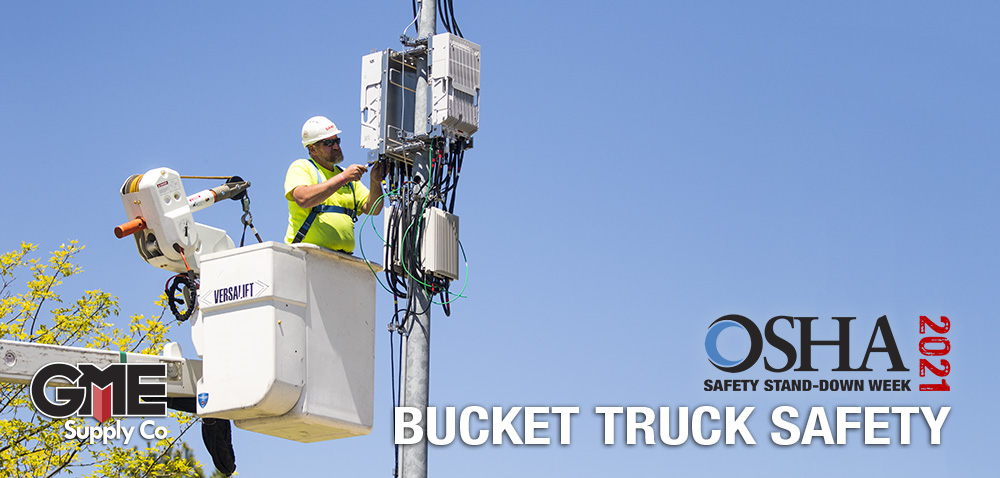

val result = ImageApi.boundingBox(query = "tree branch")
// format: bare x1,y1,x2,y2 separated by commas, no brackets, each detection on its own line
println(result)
138,417,199,478
43,437,83,478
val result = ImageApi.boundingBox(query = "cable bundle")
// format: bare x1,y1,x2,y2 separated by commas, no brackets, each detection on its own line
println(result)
411,0,464,38
365,137,468,315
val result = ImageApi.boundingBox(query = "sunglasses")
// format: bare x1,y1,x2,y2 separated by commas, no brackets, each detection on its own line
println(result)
319,137,341,147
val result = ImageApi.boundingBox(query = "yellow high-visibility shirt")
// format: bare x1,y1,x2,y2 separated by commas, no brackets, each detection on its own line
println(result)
284,159,370,252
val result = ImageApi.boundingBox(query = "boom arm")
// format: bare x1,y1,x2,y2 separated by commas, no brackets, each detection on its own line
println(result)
0,340,201,398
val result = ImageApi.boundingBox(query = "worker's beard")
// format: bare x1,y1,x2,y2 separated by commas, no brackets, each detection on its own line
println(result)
329,150,344,165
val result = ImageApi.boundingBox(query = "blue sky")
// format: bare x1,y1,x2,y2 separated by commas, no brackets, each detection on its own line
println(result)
1,1,997,476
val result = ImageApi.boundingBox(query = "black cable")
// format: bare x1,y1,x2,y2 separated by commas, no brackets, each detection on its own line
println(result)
165,273,198,322
396,326,405,476
437,0,452,33
393,201,409,294
403,219,421,287
433,139,448,203
405,287,434,319
437,141,460,209
411,0,417,19
439,289,451,316
448,0,463,38
384,184,440,299
384,205,410,297
448,139,465,213
389,299,406,478
389,329,396,407
447,141,460,209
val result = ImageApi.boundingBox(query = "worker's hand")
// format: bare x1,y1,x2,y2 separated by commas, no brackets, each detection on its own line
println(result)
369,161,384,184
341,164,368,182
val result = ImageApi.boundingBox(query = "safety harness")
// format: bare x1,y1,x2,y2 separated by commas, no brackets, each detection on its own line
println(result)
291,159,359,244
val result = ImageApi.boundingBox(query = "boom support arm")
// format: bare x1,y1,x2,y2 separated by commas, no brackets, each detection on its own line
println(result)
0,340,201,398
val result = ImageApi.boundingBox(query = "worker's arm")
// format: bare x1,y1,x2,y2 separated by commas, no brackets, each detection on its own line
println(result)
291,164,368,209
360,162,384,215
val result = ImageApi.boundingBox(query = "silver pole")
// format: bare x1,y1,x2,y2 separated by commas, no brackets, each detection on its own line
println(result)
400,1,435,478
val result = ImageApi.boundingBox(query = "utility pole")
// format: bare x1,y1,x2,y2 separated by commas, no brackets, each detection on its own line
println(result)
399,1,435,478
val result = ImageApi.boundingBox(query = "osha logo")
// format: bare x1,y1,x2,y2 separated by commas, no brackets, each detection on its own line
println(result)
705,315,909,373
30,362,168,421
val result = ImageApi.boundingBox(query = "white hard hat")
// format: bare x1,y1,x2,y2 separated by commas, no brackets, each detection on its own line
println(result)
301,116,342,147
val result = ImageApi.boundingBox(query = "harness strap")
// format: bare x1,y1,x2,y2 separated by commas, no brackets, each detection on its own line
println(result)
291,160,359,244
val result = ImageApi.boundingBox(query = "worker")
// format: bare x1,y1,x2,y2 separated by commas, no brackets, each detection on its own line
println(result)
285,116,384,252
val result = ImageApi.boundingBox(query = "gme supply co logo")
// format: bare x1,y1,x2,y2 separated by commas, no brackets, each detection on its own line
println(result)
30,362,172,444
704,314,952,393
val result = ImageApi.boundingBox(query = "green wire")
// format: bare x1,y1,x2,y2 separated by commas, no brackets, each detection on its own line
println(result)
357,187,396,294
360,145,469,304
